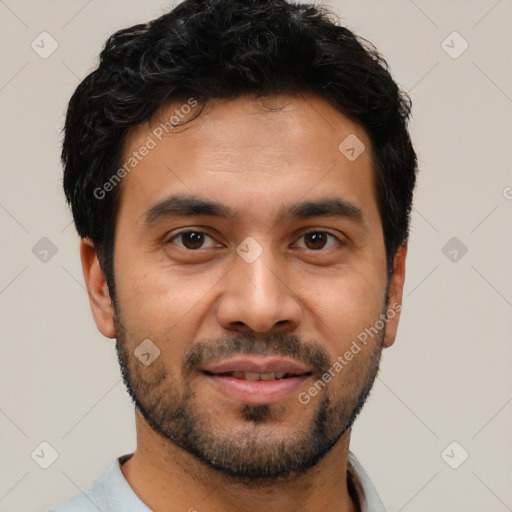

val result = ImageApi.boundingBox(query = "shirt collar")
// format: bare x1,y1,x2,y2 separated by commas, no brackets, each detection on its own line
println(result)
105,451,386,512
347,451,387,512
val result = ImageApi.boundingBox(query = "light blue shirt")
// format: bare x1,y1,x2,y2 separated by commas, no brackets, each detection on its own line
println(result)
49,451,386,511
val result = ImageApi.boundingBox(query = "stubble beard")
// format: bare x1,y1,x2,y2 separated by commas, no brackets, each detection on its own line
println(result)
113,308,385,485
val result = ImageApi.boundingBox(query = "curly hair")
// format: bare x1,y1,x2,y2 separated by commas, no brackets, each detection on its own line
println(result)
62,0,417,300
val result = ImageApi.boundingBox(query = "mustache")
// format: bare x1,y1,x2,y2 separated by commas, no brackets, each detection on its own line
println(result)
181,332,331,377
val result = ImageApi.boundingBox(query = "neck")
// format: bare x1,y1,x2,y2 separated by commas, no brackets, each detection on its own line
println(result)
120,410,359,512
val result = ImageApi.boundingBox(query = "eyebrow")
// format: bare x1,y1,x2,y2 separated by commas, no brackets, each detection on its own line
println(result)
144,194,366,226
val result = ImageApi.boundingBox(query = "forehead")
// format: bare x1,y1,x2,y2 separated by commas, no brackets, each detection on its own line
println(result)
116,94,379,229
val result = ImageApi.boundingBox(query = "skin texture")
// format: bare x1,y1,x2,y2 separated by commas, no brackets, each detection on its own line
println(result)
80,93,407,512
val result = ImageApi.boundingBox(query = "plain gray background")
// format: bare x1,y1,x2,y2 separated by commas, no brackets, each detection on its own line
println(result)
0,1,511,511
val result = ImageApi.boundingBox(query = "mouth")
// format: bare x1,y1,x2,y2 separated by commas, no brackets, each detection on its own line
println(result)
203,370,310,380
201,357,313,405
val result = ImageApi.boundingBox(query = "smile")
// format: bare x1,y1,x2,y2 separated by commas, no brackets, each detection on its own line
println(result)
201,356,313,405
204,371,308,381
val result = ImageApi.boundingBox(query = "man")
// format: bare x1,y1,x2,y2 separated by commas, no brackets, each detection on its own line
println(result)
52,0,417,510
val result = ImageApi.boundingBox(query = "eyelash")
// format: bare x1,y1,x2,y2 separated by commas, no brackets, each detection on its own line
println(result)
165,229,344,252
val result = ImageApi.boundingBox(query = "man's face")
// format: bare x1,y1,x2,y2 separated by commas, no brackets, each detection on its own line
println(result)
93,94,403,481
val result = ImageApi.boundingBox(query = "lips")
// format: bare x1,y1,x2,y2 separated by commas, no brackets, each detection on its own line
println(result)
201,356,313,405
206,371,302,381
201,356,312,376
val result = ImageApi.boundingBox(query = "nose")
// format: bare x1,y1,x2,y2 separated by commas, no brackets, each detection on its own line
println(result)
215,244,303,335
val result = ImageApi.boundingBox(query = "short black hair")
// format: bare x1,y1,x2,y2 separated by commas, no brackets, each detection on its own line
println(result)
62,0,417,300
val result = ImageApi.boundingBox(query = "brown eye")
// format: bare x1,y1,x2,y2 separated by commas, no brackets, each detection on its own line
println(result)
304,232,328,250
168,231,217,250
181,232,205,249
296,231,340,251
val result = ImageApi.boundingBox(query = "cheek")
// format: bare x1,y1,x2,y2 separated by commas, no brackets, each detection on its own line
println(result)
114,261,221,346
305,270,386,350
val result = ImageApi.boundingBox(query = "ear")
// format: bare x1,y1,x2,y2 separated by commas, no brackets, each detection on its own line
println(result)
383,243,407,348
80,238,116,339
